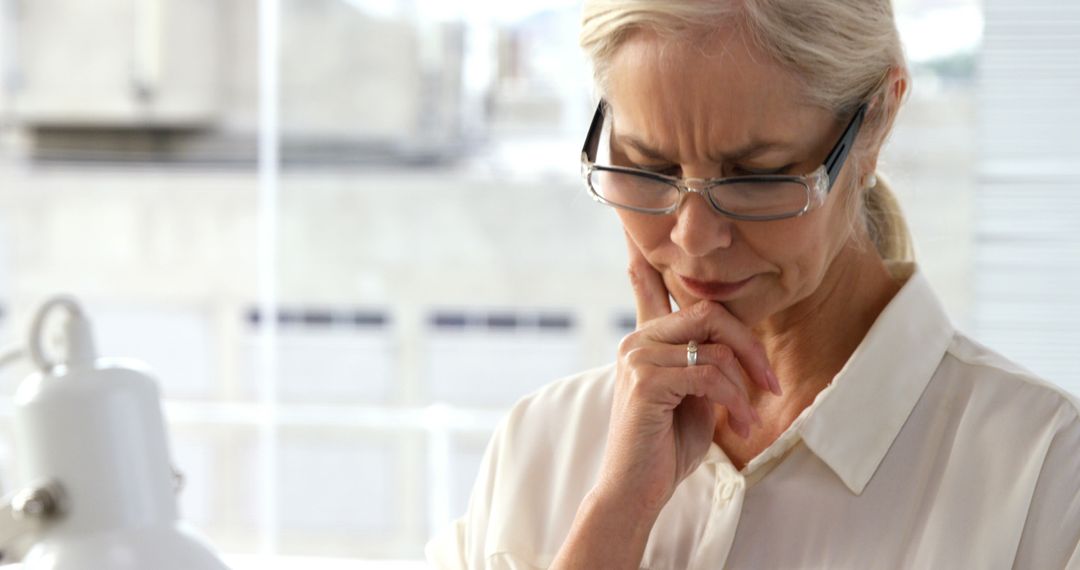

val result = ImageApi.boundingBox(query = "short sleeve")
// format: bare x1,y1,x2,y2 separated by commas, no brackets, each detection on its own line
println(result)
424,363,616,569
426,520,546,570
426,517,468,569
424,404,551,570
425,411,509,570
1012,407,1080,569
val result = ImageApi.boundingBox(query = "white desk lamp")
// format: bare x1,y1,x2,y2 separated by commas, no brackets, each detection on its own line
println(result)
0,295,229,569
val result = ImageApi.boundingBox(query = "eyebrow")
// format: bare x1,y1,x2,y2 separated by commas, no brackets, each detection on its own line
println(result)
615,132,794,164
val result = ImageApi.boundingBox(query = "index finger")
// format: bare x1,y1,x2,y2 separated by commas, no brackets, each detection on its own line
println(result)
647,300,782,396
624,230,672,328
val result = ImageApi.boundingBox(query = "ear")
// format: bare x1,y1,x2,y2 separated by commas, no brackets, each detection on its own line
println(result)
859,66,909,180
887,66,909,107
868,66,909,115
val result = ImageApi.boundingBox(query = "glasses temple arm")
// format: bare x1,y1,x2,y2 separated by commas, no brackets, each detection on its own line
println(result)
581,101,606,161
823,103,868,191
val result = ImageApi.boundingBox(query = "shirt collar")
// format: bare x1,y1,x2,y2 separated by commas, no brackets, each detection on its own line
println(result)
796,262,955,495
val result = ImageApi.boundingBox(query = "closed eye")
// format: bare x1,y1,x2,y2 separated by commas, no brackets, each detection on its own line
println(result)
732,164,792,176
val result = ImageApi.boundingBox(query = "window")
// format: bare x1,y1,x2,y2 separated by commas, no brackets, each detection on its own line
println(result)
0,1,1073,567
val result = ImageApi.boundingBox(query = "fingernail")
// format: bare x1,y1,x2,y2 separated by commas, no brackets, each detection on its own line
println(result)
767,370,783,396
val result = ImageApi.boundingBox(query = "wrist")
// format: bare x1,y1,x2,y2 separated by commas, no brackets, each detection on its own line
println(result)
550,487,660,570
584,485,665,530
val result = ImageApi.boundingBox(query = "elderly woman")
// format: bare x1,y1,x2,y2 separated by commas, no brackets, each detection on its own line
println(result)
427,1,1080,568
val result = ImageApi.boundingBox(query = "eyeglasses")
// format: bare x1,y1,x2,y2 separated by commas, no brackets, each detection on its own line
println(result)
579,100,868,221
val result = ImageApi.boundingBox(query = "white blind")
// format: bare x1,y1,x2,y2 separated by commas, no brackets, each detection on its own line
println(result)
975,0,1080,393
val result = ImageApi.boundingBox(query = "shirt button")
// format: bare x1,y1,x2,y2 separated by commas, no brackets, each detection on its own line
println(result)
721,482,735,501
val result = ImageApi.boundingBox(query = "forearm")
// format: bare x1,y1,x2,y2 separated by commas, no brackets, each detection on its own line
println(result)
549,489,659,570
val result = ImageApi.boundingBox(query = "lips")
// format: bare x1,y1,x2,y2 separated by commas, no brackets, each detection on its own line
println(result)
678,274,755,300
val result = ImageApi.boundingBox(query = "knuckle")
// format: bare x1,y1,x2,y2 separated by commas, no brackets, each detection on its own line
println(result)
712,344,735,364
683,365,711,397
701,365,732,391
626,264,646,288
682,366,704,395
691,363,718,385
624,346,649,368
617,331,642,356
627,366,654,396
617,330,648,356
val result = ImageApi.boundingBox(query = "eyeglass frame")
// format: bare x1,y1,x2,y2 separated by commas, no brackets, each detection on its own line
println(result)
579,99,869,221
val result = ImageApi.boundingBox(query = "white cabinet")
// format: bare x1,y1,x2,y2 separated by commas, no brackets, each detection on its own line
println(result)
11,0,219,126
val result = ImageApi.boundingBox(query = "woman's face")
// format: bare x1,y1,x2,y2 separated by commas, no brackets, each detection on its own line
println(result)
605,29,866,327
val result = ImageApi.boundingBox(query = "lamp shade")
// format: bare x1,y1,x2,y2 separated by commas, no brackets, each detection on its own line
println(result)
11,354,229,570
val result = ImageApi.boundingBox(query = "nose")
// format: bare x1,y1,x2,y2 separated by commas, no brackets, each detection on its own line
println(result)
669,189,734,257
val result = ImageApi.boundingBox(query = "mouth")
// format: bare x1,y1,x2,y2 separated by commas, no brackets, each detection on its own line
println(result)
678,274,756,301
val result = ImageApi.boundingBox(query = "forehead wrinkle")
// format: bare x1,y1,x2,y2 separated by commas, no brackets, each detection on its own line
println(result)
613,107,797,167
607,29,822,168
609,75,796,166
610,107,681,164
610,113,669,161
684,39,767,167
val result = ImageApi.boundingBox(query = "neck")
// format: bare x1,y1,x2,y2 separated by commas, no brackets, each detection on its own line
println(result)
751,241,903,412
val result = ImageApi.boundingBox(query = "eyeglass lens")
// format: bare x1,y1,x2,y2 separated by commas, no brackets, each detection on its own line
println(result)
589,169,809,218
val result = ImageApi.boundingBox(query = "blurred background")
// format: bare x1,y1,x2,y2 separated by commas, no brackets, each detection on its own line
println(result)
0,0,1074,566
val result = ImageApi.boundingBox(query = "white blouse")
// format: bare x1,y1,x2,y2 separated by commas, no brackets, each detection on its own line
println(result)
426,263,1080,569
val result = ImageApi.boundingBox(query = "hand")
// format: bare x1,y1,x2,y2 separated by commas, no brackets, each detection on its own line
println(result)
594,231,782,517
550,233,783,569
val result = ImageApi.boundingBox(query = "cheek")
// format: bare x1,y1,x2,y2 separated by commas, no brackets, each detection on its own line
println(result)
617,210,673,252
742,218,813,261
741,212,837,288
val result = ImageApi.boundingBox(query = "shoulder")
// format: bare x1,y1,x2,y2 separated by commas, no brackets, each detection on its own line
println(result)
932,330,1080,491
945,333,1080,566
430,362,618,569
941,331,1080,427
503,361,618,438
490,361,618,486
907,330,1080,565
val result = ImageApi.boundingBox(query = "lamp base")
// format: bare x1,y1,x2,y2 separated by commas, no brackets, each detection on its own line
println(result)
21,521,229,570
